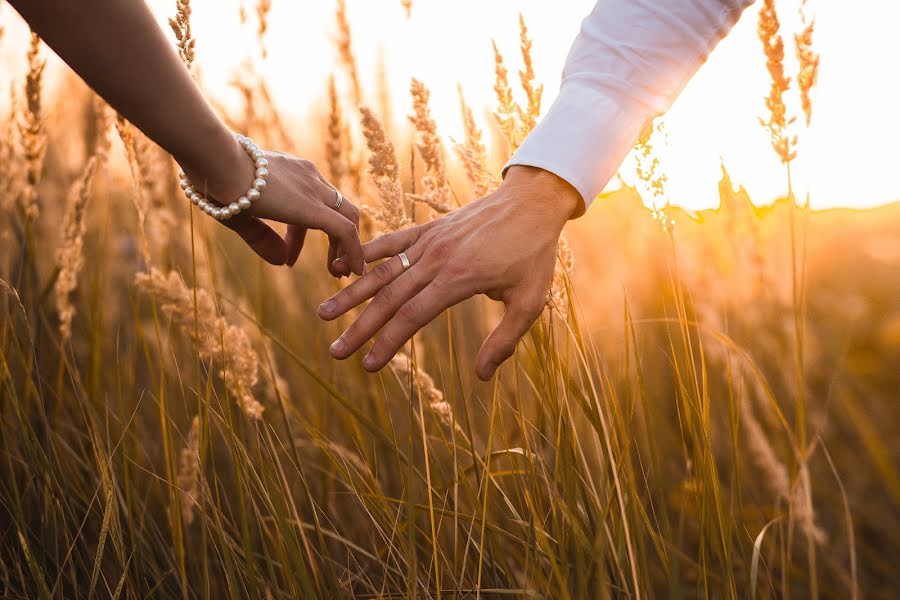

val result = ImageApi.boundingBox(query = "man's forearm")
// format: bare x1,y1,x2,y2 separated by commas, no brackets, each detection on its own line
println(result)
9,0,248,198
507,0,755,211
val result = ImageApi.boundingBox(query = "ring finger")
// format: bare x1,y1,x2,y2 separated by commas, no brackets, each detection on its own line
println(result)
322,186,359,276
318,244,424,322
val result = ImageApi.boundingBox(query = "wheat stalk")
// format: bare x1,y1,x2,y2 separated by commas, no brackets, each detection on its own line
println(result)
135,268,265,420
757,0,796,164
454,85,499,198
326,76,346,186
408,78,452,212
54,102,111,342
794,3,820,127
0,88,19,214
491,40,521,151
18,32,46,224
547,234,574,316
176,415,203,525
256,0,272,60
516,14,543,140
359,106,410,231
168,0,196,70
390,351,462,435
335,0,361,105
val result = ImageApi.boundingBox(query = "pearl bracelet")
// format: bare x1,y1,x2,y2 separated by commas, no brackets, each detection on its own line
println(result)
178,133,269,221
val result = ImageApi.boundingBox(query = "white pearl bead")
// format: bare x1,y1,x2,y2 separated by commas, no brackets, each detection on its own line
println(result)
247,188,260,202
238,197,252,210
220,209,232,220
255,167,269,178
214,208,224,220
255,158,268,168
178,168,185,178
252,150,264,160
241,138,251,149
190,193,203,205
253,178,267,191
184,188,194,199
180,179,191,190
229,202,241,214
203,204,214,215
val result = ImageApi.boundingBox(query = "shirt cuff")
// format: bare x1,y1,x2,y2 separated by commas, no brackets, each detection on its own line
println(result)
503,79,647,211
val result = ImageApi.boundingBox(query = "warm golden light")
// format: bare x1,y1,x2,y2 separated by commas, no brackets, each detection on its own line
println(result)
2,0,897,210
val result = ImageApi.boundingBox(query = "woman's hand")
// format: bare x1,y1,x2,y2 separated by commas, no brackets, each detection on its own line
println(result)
9,0,363,274
184,145,365,274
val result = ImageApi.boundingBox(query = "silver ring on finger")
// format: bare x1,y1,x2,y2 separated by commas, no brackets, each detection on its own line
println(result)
332,189,344,211
398,252,411,270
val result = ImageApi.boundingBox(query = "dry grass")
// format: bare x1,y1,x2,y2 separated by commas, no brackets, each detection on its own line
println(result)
0,3,897,599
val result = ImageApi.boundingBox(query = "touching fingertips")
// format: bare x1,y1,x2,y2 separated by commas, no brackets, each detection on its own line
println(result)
362,353,377,371
331,259,349,277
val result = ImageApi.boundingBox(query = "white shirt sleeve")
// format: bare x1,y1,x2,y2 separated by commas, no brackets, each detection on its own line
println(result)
505,0,754,211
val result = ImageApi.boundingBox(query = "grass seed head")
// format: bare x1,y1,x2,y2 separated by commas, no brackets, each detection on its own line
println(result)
19,32,46,224
757,0,797,163
135,268,265,419
360,106,410,231
168,0,196,70
454,85,499,197
794,9,820,127
408,78,451,209
516,14,543,139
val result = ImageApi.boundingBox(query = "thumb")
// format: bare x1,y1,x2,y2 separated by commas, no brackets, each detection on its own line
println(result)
475,293,545,380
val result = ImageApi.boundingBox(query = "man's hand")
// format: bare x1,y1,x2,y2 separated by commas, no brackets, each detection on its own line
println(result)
318,166,582,380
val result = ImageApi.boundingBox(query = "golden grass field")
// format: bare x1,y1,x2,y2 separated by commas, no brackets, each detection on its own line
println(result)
1,1,898,598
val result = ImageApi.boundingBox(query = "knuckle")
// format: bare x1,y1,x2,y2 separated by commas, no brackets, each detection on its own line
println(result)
522,295,546,319
427,236,452,258
371,261,394,283
373,284,395,307
342,220,359,238
442,258,470,283
431,274,460,298
396,300,421,325
373,331,398,357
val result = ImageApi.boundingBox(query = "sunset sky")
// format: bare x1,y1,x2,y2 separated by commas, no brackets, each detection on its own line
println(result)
2,0,898,211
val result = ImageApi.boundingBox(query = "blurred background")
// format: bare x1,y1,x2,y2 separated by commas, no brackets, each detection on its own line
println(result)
0,0,898,598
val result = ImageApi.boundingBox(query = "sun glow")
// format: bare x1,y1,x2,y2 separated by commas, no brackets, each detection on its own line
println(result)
2,0,897,210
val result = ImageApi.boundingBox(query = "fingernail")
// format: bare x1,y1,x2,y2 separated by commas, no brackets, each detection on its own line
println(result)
330,338,346,354
362,354,377,370
319,299,336,316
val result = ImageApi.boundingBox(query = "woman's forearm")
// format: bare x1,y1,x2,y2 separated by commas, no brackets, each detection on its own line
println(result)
9,0,250,198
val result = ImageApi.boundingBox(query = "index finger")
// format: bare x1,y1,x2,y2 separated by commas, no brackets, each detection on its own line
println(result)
309,206,365,276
